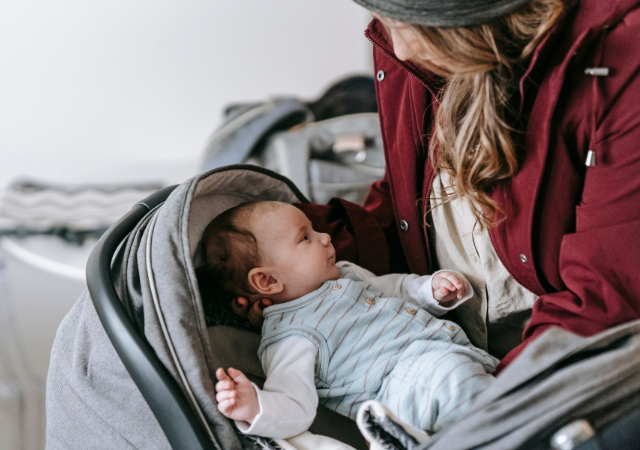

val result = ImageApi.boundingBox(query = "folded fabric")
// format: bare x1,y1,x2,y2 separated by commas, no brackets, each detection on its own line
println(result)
0,178,163,236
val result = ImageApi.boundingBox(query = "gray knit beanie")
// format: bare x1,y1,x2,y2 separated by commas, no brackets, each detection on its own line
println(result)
352,0,533,27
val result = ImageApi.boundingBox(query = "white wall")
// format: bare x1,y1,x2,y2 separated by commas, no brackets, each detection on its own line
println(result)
0,0,371,188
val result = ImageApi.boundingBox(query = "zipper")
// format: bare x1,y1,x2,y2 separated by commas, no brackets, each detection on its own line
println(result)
425,167,438,206
366,33,440,103
423,167,439,273
367,29,444,275
367,28,440,214
366,32,441,201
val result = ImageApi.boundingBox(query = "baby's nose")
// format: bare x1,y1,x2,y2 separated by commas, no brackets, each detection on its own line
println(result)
320,232,331,245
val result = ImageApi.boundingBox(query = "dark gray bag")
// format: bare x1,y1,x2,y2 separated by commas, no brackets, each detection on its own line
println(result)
201,76,384,206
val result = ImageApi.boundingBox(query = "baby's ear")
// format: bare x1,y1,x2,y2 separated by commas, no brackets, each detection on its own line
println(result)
247,267,283,296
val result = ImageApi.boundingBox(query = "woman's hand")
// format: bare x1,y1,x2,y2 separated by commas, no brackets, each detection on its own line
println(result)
215,368,260,423
231,297,272,327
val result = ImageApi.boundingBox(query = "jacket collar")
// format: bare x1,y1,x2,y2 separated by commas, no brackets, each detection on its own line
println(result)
365,19,442,89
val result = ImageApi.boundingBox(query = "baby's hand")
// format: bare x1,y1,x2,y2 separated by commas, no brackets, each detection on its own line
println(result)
432,271,466,306
215,368,260,423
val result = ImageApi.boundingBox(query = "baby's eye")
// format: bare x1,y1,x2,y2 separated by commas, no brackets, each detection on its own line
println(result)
302,235,309,241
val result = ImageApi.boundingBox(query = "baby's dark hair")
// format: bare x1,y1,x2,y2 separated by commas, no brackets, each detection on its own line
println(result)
201,201,276,303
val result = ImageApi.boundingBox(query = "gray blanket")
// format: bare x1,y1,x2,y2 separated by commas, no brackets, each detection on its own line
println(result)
419,319,640,449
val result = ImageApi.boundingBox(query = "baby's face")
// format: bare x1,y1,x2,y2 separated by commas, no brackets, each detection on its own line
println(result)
252,203,341,301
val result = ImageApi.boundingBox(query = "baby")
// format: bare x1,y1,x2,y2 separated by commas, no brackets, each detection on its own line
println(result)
203,201,498,439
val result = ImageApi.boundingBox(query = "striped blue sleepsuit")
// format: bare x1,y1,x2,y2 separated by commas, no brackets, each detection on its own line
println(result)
258,269,499,433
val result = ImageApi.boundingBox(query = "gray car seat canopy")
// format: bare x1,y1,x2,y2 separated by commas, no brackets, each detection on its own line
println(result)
46,167,306,449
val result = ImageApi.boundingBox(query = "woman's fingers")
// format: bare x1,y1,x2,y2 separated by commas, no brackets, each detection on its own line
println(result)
259,298,272,310
232,297,271,327
231,297,250,317
246,298,270,327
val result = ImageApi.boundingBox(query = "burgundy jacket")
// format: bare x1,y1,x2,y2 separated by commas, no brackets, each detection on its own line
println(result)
299,0,640,370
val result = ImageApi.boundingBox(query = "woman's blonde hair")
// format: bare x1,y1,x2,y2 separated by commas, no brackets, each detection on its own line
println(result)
400,0,564,228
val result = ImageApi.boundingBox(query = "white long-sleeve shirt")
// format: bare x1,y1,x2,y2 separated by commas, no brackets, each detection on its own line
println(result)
235,262,473,438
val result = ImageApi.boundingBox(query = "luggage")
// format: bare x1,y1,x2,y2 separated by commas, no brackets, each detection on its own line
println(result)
201,75,384,206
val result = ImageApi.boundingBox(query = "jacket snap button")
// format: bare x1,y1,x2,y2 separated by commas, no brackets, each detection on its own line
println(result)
447,324,455,331
407,308,417,315
400,220,409,232
520,254,528,263
366,297,375,305
376,70,386,81
333,284,342,290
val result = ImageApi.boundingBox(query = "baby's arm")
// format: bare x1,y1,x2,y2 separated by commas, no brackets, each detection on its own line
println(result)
217,336,318,439
337,262,472,317
431,271,467,305
215,368,260,423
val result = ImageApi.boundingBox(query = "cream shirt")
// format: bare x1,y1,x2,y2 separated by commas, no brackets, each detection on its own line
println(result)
430,172,539,356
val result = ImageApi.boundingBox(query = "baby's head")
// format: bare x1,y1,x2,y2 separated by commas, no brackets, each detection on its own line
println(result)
201,201,340,309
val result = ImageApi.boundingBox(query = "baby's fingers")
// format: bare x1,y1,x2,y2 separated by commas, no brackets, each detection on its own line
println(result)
216,390,236,403
228,367,250,385
436,278,455,291
217,399,236,417
216,368,231,382
437,289,458,305
440,272,464,290
215,379,236,392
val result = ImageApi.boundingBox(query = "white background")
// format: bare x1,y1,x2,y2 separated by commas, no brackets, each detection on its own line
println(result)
0,0,372,189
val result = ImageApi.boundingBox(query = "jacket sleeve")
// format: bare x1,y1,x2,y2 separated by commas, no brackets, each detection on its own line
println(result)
296,170,407,276
500,14,640,370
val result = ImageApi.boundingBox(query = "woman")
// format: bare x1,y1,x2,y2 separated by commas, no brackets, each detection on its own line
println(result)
236,0,640,371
